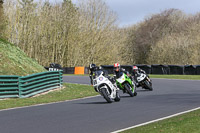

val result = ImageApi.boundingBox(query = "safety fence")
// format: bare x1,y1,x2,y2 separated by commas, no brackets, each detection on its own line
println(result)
0,71,63,99
0,75,20,98
101,65,200,75
46,65,200,75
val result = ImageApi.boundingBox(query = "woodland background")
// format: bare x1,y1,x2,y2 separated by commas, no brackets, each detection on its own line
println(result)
0,0,200,67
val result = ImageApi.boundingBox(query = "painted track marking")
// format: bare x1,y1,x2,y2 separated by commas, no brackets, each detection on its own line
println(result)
111,107,200,133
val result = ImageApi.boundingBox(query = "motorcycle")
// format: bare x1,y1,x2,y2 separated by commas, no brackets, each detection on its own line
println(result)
136,72,153,91
92,70,120,103
115,72,137,97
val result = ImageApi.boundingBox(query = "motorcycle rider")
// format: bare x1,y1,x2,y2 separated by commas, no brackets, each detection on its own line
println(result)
131,66,147,87
89,64,98,85
113,63,129,78
114,63,134,93
89,64,109,85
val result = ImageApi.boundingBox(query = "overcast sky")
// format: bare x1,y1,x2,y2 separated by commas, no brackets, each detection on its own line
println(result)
39,0,200,27
105,0,200,27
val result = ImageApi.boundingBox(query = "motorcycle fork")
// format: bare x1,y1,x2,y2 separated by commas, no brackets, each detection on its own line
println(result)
146,77,151,82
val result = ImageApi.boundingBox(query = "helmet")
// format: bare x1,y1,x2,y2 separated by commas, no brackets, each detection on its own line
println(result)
114,63,120,71
89,64,96,71
133,66,138,72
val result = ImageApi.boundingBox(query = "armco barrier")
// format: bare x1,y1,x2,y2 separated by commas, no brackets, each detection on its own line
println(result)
0,71,63,99
0,75,20,98
19,71,63,98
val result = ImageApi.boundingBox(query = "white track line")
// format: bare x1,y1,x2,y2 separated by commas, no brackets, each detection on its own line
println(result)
111,106,200,133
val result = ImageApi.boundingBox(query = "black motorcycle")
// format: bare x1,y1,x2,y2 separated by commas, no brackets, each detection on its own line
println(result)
135,72,153,91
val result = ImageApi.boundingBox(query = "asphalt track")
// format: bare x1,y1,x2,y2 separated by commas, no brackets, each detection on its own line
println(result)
0,76,200,133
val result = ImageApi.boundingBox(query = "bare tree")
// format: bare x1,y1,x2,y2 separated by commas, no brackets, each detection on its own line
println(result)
0,0,5,38
74,0,126,66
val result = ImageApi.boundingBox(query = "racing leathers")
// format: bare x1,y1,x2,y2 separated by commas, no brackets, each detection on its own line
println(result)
131,68,146,87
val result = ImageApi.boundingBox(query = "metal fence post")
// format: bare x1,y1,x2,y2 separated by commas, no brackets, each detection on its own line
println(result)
59,70,63,88
59,70,61,88
18,76,22,98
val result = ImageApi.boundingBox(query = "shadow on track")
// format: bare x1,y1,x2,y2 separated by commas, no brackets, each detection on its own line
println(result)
120,95,133,98
136,89,152,92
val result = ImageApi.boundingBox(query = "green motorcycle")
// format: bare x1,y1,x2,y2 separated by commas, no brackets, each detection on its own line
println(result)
115,72,137,97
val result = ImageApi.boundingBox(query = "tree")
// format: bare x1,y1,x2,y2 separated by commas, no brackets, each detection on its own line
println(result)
0,0,5,38
127,9,185,64
74,0,125,66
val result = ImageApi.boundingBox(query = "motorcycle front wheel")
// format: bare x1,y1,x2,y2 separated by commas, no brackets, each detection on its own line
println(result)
144,81,153,91
124,83,134,97
101,88,112,103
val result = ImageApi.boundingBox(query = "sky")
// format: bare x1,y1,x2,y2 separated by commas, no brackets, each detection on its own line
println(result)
38,0,200,27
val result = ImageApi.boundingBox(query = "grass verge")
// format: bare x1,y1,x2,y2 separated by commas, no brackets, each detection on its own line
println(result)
0,83,98,110
0,39,46,76
150,75,200,80
63,74,200,80
121,108,200,133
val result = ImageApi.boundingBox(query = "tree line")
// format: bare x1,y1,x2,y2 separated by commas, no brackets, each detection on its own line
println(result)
1,0,200,67
127,9,200,65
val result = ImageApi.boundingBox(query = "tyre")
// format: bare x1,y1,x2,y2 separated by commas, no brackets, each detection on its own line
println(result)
114,91,120,102
101,88,112,103
124,83,134,97
144,81,153,91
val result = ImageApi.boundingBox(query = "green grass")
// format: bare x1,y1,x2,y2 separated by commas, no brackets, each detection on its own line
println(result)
0,39,46,76
0,83,98,110
121,109,200,133
150,75,200,80
63,74,200,80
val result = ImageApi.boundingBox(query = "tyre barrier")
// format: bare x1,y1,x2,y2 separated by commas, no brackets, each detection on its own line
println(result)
48,65,200,75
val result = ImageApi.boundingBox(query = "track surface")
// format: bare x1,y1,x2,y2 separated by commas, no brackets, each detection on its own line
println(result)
0,76,200,133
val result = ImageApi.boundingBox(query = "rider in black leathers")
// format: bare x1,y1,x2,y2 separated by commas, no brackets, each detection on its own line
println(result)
89,64,97,85
131,66,147,87
89,64,109,85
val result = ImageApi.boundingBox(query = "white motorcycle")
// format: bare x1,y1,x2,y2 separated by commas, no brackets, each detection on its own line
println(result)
136,73,153,91
92,70,120,103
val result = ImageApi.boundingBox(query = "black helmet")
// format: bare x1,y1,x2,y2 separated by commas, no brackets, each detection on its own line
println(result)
89,64,96,71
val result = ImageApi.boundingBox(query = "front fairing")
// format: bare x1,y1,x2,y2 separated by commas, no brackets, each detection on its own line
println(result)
137,73,147,83
116,73,133,89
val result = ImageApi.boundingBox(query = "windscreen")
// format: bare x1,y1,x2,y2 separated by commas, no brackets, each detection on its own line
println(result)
94,70,103,77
